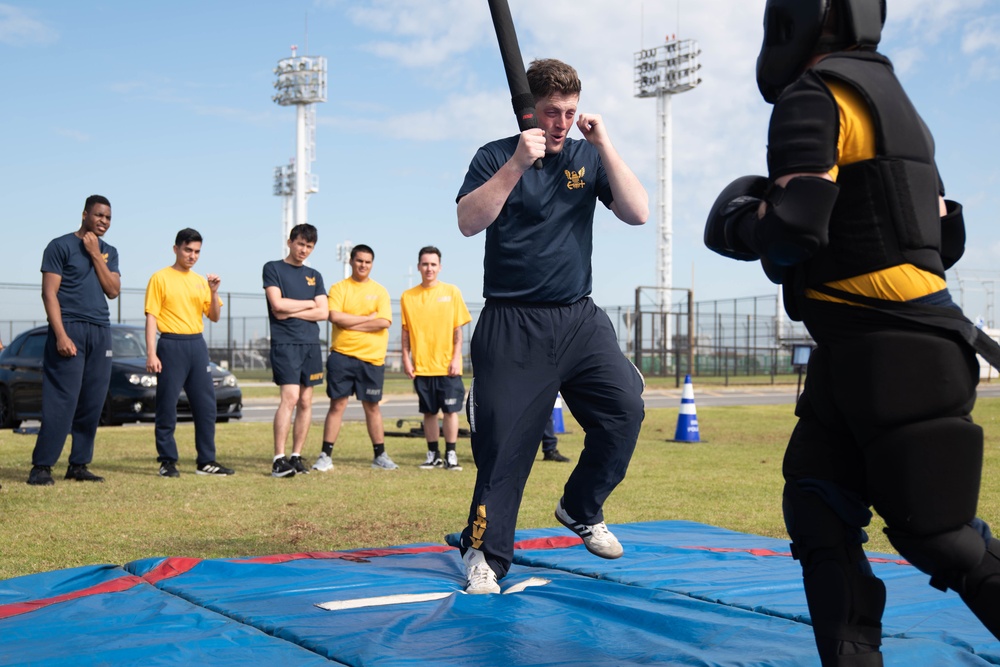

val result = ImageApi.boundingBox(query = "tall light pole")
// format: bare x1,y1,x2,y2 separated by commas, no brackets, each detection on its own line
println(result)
273,46,327,256
634,37,701,313
336,241,354,280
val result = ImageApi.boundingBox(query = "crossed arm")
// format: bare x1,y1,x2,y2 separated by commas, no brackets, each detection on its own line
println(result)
265,286,329,322
329,309,390,332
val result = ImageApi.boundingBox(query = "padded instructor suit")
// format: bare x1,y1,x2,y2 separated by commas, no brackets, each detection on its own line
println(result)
770,52,1000,663
456,136,646,580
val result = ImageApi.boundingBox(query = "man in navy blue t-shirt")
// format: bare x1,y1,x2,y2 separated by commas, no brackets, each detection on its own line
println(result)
263,223,328,478
28,195,121,486
455,59,648,593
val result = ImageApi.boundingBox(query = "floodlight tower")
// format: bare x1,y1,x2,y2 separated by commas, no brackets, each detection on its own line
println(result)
336,241,354,279
634,37,701,312
272,46,327,255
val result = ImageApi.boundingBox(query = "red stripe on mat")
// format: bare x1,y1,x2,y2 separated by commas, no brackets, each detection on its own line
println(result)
514,536,584,550
0,574,144,620
0,557,201,620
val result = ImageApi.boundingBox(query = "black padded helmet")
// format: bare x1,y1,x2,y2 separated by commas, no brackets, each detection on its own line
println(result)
756,0,886,104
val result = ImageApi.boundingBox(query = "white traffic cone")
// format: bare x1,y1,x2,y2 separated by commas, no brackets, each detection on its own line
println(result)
551,393,566,434
672,374,701,442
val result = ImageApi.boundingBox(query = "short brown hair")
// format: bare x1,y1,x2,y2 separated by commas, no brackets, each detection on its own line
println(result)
526,59,581,101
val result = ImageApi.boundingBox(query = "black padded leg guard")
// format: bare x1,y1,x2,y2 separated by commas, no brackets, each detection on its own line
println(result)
957,537,1000,639
784,483,886,666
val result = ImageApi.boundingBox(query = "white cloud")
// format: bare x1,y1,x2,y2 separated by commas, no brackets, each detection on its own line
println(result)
0,3,57,46
962,15,1000,54
346,0,489,68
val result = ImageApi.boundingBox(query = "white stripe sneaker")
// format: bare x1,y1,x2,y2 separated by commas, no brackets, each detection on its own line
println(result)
555,498,623,559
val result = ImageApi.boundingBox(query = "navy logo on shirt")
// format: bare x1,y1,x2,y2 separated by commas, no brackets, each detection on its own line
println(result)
565,167,586,190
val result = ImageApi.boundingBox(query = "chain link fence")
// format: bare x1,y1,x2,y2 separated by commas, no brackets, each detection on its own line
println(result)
1,282,807,381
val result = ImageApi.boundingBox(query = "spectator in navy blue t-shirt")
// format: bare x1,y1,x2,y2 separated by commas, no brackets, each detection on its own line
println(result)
262,223,328,478
28,195,120,486
455,59,648,593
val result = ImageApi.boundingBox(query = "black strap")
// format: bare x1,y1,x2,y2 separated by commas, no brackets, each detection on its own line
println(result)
808,284,1000,370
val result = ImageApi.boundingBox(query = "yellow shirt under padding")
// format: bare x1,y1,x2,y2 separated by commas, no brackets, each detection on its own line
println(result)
804,78,946,304
144,266,220,334
328,277,391,366
400,282,472,376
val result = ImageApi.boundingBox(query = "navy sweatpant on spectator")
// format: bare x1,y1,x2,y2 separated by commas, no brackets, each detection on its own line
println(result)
33,322,112,467
154,333,216,466
462,297,645,577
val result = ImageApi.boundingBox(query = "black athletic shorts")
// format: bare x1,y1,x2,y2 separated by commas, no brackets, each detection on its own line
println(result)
270,343,324,387
325,350,384,402
414,375,465,414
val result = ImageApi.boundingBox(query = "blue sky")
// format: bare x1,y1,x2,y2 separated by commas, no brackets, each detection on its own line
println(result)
2,0,999,322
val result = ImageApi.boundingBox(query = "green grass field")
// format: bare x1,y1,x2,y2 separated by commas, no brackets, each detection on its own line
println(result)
1,398,999,582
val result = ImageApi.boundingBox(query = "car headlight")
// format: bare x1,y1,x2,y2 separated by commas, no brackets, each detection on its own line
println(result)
222,375,237,388
128,373,157,387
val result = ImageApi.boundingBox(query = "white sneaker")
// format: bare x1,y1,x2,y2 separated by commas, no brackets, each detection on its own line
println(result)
419,451,443,469
444,450,462,471
555,498,623,559
463,548,500,594
312,452,334,472
372,452,399,470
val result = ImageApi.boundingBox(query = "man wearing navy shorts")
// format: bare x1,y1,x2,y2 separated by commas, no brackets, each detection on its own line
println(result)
319,244,397,470
28,195,120,486
263,224,328,478
456,59,648,593
400,246,472,471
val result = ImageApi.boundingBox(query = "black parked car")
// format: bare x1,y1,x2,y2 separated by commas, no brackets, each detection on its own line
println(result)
0,325,242,428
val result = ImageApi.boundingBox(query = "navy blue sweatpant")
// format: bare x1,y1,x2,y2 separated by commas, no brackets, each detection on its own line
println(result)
32,321,112,467
155,333,216,466
460,297,645,578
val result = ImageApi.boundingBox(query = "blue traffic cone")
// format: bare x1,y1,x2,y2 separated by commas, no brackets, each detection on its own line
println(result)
551,393,566,434
672,375,701,442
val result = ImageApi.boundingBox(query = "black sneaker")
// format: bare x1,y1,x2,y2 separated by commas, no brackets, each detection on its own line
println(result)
543,449,571,463
27,465,55,486
197,461,235,476
159,461,180,478
272,456,296,478
289,455,309,475
65,464,105,482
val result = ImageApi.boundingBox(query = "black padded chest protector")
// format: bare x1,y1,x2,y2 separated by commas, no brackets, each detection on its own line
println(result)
770,51,945,291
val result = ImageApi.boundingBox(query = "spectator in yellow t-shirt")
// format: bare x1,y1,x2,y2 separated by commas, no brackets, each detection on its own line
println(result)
316,244,397,470
400,246,472,471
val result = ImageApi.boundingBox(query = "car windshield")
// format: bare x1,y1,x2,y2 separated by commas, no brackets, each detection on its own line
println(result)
112,328,147,358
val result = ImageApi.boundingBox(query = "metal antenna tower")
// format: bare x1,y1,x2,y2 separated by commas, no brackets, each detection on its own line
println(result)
272,45,327,255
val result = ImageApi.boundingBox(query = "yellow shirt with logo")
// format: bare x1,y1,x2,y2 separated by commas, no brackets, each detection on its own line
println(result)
805,79,946,304
328,277,392,366
144,266,221,334
400,282,472,376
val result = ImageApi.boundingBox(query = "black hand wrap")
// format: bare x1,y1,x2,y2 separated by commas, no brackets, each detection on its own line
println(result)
704,175,770,261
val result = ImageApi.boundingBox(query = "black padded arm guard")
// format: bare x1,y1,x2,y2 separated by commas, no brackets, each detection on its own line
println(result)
767,72,839,179
940,200,966,270
738,176,841,266
704,175,770,261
